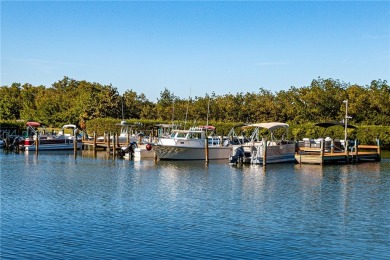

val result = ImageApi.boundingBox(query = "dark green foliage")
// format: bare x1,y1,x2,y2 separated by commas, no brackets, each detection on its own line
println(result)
1,76,389,147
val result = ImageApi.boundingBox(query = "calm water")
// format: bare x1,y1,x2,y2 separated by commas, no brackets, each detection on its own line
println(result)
1,151,389,259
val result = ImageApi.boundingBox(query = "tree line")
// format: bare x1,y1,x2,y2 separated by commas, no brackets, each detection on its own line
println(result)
1,76,389,128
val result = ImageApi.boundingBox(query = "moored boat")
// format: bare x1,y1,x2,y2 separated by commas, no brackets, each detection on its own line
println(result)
154,126,232,160
20,122,82,151
96,121,147,145
229,122,296,165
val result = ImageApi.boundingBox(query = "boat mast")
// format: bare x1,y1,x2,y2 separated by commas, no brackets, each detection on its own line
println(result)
343,99,348,146
184,89,191,129
206,95,210,128
172,99,175,127
121,95,124,120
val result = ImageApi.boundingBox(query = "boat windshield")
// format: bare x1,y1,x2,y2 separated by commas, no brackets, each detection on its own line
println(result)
188,132,202,139
172,132,187,138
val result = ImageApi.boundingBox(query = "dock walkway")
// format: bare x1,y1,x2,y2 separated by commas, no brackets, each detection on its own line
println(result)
296,142,381,164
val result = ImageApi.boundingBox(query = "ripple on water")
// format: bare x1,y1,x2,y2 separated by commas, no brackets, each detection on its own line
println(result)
1,152,389,259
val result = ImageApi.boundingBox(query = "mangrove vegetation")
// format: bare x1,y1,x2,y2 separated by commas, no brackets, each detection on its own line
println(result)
1,76,389,146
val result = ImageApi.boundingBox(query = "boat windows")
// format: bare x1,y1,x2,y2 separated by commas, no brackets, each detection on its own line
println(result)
176,132,187,138
188,133,202,139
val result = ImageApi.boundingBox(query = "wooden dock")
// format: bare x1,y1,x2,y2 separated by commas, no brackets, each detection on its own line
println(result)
81,133,132,154
295,141,381,165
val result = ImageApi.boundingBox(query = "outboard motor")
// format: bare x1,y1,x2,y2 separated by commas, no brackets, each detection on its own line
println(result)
11,136,22,151
118,142,137,158
229,146,245,164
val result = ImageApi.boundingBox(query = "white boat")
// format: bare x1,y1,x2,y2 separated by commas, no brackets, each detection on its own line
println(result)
229,122,296,164
134,144,155,159
154,126,232,160
96,121,147,144
21,123,82,151
121,143,155,160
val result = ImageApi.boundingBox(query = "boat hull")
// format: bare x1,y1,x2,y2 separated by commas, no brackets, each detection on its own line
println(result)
133,147,155,159
155,145,232,160
230,143,296,164
23,142,83,151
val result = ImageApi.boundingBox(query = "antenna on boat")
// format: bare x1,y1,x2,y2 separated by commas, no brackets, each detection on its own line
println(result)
121,95,124,120
343,99,352,146
172,99,175,127
184,88,191,129
206,94,210,134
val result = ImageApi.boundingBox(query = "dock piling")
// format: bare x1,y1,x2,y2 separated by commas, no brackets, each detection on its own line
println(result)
93,132,97,152
205,138,209,162
262,138,267,165
112,133,116,157
107,133,111,153
35,135,39,156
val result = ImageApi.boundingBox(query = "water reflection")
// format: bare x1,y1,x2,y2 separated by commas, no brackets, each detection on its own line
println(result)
1,151,389,259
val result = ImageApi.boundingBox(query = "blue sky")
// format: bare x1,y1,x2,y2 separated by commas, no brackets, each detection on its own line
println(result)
2,1,389,101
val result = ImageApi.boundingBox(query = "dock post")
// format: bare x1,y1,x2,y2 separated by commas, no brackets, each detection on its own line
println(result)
320,140,325,164
107,133,111,153
263,138,267,165
331,139,334,154
127,133,130,146
4,134,10,150
205,138,209,162
376,138,381,161
112,133,116,157
354,139,359,162
73,135,77,155
93,132,97,152
35,135,39,156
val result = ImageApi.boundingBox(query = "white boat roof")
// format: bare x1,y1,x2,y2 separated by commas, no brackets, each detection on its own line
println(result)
245,122,289,131
171,126,215,133
116,121,130,126
172,129,204,133
62,124,77,129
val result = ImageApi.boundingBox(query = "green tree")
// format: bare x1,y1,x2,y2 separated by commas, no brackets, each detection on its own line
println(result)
0,83,22,120
155,88,176,120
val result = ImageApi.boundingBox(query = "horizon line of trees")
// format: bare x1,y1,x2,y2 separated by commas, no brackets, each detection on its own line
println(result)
1,76,389,128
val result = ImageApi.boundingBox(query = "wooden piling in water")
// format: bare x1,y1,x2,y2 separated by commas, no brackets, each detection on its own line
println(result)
107,133,111,153
35,136,39,156
93,132,97,152
205,138,209,162
263,138,267,165
112,133,116,157
354,139,359,162
331,139,334,154
377,139,381,161
73,136,77,154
